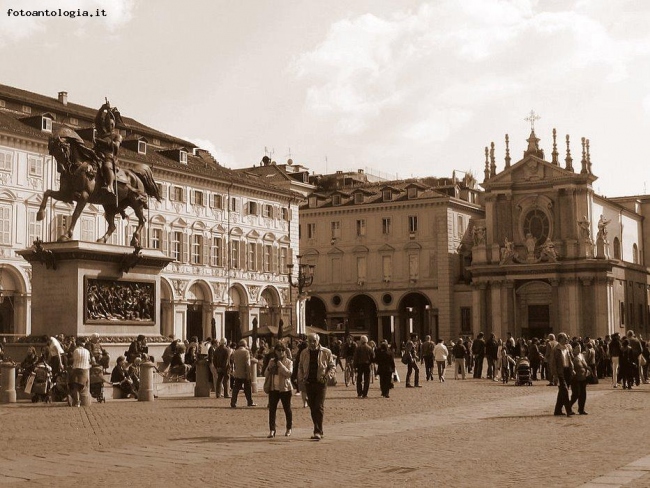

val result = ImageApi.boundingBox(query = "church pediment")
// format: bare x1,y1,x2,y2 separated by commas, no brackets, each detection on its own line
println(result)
484,155,580,188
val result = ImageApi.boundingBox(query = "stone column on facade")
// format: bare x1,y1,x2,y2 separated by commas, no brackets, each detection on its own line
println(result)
477,283,488,337
13,294,28,337
593,277,610,339
563,278,579,338
503,280,515,340
580,277,594,338
490,280,502,337
550,279,560,333
376,316,383,342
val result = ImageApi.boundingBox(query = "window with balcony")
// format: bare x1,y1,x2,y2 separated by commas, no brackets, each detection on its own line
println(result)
231,239,241,269
263,244,272,272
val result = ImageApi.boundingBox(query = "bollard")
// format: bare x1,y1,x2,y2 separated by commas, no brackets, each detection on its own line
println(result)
250,358,259,393
80,369,92,407
0,361,17,403
194,358,210,397
138,361,156,402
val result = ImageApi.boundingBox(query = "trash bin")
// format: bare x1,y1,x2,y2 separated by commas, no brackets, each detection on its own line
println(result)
194,358,211,397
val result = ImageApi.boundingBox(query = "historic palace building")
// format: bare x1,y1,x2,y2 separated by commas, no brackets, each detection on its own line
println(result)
301,128,650,343
0,84,299,342
299,169,484,345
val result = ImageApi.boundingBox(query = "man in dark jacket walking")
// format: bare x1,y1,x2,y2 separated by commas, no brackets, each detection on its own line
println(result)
472,332,486,378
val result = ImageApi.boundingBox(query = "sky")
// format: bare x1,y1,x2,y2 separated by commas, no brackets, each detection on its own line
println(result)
2,0,650,197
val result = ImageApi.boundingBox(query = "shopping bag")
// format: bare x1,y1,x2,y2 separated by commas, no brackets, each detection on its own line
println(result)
392,371,400,383
24,373,35,394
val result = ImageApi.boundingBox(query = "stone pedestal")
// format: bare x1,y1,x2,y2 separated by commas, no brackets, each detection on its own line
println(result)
17,241,173,338
138,362,156,402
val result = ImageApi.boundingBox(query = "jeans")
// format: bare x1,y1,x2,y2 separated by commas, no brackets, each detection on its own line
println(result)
436,360,446,380
230,377,253,406
554,369,572,414
356,363,370,397
305,382,327,435
268,390,292,431
406,361,420,386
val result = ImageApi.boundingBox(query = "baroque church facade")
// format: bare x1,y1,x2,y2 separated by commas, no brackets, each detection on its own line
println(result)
469,129,650,340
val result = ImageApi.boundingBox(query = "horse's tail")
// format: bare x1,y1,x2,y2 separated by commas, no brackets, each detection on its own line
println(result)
131,164,161,202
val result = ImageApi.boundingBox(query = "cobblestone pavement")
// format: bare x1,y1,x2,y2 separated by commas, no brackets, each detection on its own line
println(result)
2,365,650,488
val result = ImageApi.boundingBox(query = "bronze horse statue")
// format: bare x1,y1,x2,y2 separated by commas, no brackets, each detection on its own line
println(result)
37,128,161,247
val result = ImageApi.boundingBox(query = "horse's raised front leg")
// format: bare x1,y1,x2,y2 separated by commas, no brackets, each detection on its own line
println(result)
59,196,88,242
36,190,61,221
98,205,118,244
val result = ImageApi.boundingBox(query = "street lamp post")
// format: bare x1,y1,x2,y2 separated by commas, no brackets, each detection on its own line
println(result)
287,255,315,337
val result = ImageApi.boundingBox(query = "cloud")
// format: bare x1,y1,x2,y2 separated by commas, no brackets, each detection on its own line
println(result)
0,0,135,47
184,137,236,167
292,0,650,154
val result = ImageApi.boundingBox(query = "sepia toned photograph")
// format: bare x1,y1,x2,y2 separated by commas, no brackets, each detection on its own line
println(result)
1,1,650,487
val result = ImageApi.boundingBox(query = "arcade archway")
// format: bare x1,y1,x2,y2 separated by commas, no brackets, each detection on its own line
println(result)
259,286,281,328
397,292,432,343
347,294,378,342
306,296,327,329
225,284,248,343
186,280,211,341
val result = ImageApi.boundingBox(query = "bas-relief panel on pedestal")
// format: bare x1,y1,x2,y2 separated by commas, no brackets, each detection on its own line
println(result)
84,277,155,324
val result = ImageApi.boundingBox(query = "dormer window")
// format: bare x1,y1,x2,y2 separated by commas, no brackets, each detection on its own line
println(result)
332,195,341,206
138,141,147,154
68,117,78,126
354,193,364,204
41,117,52,132
383,190,392,201
22,105,31,114
407,187,417,199
179,150,187,164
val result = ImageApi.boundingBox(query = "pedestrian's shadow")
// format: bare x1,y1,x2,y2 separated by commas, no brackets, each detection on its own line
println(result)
170,435,291,444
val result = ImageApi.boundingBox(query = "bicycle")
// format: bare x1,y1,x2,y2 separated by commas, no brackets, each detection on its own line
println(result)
344,358,355,387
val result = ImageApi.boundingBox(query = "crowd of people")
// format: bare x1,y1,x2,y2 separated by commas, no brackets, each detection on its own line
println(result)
8,327,648,437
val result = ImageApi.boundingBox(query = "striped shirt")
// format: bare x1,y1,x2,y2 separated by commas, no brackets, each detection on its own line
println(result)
72,346,92,370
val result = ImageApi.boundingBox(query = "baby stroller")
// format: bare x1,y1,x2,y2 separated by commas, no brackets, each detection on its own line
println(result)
51,370,70,403
90,365,106,403
515,357,533,386
28,361,53,403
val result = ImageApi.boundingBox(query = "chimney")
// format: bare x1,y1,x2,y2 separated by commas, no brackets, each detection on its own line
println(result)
58,91,68,106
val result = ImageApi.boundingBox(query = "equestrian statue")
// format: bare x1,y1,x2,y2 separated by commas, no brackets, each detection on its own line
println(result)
36,100,161,247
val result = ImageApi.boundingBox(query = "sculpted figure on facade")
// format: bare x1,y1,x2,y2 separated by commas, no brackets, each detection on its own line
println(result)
578,216,591,241
525,232,537,260
539,238,558,262
597,214,610,241
472,225,486,246
499,237,516,265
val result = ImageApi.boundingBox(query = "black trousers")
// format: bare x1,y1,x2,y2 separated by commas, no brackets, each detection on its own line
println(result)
305,382,327,435
570,379,587,413
356,363,370,397
423,355,434,380
554,368,572,414
268,390,292,431
230,377,253,406
473,354,485,378
379,372,392,396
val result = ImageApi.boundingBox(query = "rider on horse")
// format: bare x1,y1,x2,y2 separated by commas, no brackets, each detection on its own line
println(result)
94,100,123,196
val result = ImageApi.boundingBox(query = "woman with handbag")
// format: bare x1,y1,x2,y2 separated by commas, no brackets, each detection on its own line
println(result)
265,343,293,438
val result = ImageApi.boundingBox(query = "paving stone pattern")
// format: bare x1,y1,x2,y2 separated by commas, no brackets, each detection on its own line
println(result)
2,365,650,487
